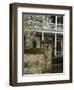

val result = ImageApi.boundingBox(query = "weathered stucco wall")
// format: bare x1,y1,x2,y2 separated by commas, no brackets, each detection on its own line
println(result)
24,45,52,74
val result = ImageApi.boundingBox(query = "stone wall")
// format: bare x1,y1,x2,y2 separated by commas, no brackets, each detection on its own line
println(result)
24,45,52,74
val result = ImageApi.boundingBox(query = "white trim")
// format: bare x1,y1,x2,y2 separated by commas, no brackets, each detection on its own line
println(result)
17,7,70,83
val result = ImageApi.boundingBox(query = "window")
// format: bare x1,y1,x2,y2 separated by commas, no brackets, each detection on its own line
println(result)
57,16,63,31
57,16,63,24
24,32,42,49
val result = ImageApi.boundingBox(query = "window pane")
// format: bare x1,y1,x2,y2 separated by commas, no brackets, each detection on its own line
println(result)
44,33,55,43
51,16,55,23
57,16,63,24
44,33,55,55
57,24,63,31
24,32,42,49
56,34,63,56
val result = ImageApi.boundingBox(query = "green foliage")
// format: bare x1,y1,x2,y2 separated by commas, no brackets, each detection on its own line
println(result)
24,15,53,30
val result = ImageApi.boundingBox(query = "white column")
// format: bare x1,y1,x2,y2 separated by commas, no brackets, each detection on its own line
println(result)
55,34,57,55
54,16,57,56
42,32,44,41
